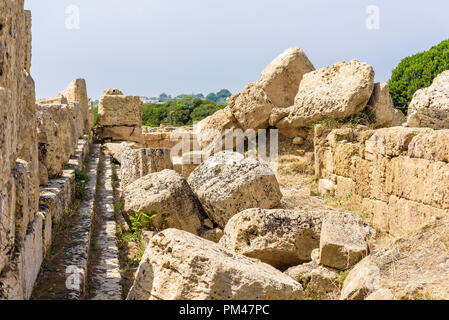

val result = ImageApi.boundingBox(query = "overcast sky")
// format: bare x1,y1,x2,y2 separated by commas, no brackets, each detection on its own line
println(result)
25,0,449,100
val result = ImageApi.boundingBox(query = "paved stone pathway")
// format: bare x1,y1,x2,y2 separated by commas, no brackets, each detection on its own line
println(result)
89,154,122,300
63,144,101,300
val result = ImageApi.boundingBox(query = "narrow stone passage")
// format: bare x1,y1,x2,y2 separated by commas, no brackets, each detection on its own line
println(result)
62,144,101,300
87,154,122,300
32,144,100,300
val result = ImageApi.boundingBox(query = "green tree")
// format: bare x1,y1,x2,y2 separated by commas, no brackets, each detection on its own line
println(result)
191,103,225,122
206,92,217,102
388,39,449,113
142,104,168,126
93,106,98,126
216,89,232,100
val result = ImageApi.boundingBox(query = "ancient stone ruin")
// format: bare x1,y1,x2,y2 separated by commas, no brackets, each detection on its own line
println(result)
1,1,449,301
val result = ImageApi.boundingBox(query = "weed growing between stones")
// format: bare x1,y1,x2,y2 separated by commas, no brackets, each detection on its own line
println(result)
336,271,349,289
307,109,376,131
75,169,90,200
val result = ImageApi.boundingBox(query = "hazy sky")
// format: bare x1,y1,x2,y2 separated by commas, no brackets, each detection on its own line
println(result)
25,0,449,100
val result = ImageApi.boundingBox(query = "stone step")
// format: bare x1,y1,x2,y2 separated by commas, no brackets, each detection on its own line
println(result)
87,154,122,300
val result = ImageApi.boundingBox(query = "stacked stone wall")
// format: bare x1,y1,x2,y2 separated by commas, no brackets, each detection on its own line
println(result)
315,125,449,236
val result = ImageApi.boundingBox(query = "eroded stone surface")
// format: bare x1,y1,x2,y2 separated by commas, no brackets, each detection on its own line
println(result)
277,60,375,128
285,262,339,300
123,170,204,235
127,229,304,300
120,148,173,188
367,83,406,128
220,209,324,270
188,152,282,228
319,212,375,270
406,71,449,130
259,47,315,108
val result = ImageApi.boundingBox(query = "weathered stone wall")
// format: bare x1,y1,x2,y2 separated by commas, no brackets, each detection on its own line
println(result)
0,0,41,299
315,125,449,236
141,126,204,178
0,2,93,299
142,125,193,149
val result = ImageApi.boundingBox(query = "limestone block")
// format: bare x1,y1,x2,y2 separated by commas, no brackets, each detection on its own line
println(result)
285,261,339,300
386,157,449,209
59,79,90,135
277,60,374,128
98,95,142,127
13,160,38,245
333,143,359,178
123,170,204,235
367,83,405,128
194,107,241,153
188,152,282,228
336,176,356,199
387,195,449,237
0,179,16,274
408,130,449,163
220,209,324,270
21,213,44,300
97,126,143,143
406,70,449,130
318,179,336,196
319,212,375,270
361,198,389,233
259,47,315,108
227,82,275,130
120,148,173,188
365,127,432,159
127,229,304,300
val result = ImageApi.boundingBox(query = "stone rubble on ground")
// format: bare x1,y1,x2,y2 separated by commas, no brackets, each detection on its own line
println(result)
2,2,449,301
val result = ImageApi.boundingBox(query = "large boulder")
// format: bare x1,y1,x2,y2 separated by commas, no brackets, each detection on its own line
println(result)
127,229,304,300
219,209,324,270
276,60,375,128
319,212,375,270
367,83,406,128
405,70,449,130
227,82,274,130
188,152,282,228
226,47,314,131
123,170,204,235
259,47,315,108
120,148,173,188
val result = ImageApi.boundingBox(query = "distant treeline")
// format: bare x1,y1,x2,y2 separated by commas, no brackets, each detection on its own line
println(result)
92,89,232,127
142,96,226,127
156,89,232,105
